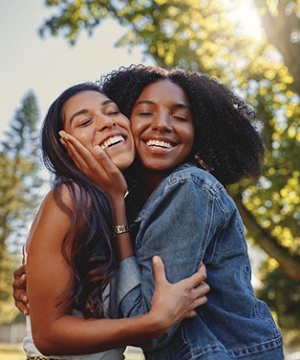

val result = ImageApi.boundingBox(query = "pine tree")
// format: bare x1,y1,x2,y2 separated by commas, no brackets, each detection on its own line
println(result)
0,91,44,323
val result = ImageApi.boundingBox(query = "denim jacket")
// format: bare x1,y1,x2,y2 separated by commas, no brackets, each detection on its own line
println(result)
111,164,283,359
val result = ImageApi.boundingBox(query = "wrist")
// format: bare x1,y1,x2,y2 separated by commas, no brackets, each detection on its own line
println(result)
111,198,128,226
113,224,130,236
109,193,126,206
146,309,169,339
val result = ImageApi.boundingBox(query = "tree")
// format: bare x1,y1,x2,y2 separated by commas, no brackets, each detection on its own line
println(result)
0,91,43,323
253,0,300,94
38,0,300,281
256,261,300,331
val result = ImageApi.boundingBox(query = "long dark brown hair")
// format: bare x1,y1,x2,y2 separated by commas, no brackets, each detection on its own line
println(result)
41,83,118,318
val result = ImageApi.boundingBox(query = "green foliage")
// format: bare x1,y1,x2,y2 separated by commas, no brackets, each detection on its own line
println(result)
0,91,43,322
6,0,297,330
38,0,300,278
256,261,300,331
0,252,21,324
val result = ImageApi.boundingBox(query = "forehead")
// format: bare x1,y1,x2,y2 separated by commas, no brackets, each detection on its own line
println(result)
136,79,189,104
64,91,109,112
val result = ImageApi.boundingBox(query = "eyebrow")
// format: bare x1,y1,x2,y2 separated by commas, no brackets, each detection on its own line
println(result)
134,99,191,110
69,99,114,124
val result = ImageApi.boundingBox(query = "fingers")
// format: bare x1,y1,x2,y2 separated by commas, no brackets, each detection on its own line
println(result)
14,288,28,304
13,264,26,280
59,131,91,171
13,265,27,292
15,299,30,316
182,263,207,290
59,131,118,177
12,271,30,316
198,262,206,273
185,309,197,319
195,262,207,281
152,255,167,287
93,146,119,175
176,264,210,312
191,282,210,309
13,273,27,291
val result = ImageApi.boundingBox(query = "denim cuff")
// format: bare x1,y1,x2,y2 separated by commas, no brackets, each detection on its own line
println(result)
109,256,141,318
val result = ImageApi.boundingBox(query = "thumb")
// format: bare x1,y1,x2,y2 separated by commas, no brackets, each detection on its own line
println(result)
153,255,167,287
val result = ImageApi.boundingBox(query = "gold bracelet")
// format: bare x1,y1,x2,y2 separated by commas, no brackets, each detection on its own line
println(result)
113,224,130,236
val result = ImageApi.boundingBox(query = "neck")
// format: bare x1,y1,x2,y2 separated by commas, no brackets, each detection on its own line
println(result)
138,168,169,202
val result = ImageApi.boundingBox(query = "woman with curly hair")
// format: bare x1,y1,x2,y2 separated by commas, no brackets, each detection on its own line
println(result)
19,81,209,360
69,65,282,359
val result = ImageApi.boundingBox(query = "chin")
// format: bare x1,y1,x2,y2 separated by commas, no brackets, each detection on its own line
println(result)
114,157,135,171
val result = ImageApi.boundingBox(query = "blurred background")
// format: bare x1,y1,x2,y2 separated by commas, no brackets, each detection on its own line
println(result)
0,0,299,358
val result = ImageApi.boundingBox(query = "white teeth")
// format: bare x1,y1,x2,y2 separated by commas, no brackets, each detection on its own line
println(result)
146,139,172,148
101,136,124,149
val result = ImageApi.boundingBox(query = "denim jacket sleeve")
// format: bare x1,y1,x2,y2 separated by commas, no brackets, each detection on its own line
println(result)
112,167,228,350
109,256,141,319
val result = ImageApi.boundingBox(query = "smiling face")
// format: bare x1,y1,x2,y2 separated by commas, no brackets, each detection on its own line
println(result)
130,79,195,173
63,90,135,171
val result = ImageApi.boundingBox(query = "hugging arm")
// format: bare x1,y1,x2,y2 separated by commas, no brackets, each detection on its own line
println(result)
114,176,218,350
24,185,209,356
12,138,210,353
58,134,211,348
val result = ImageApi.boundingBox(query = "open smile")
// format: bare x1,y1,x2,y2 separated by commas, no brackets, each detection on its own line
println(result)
146,139,173,149
100,135,126,150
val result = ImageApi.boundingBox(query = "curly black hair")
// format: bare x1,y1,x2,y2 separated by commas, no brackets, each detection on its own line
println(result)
99,65,264,185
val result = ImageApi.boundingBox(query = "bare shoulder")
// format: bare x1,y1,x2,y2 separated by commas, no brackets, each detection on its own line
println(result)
40,182,82,213
26,185,74,252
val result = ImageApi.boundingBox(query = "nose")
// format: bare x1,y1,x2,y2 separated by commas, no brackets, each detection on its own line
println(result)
150,111,172,132
96,115,115,131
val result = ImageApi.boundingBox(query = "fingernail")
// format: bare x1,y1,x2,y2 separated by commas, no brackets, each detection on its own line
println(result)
152,255,158,264
59,130,68,140
94,145,103,153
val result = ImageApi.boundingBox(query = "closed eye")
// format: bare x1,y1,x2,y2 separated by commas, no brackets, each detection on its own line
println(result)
172,115,188,121
104,102,121,116
107,110,120,115
78,118,93,127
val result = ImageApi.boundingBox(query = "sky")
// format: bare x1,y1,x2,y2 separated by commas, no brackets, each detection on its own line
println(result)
1,0,265,271
0,0,154,139
0,0,263,139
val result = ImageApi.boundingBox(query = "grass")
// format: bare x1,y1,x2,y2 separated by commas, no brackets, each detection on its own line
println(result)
0,343,145,359
0,343,24,360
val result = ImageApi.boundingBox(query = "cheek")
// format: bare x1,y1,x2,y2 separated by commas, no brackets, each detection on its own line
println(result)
181,125,195,147
130,122,140,145
128,133,135,152
71,131,94,151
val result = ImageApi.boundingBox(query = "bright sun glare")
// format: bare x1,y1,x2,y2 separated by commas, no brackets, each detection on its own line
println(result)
225,1,264,40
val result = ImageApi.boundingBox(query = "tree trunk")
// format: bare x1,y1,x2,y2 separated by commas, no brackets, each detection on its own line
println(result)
253,0,300,95
233,192,300,281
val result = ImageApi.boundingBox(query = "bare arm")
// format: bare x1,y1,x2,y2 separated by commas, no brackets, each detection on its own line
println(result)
25,181,208,356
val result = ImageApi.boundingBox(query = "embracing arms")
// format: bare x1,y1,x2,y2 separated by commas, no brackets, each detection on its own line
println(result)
13,134,209,355
23,185,207,356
